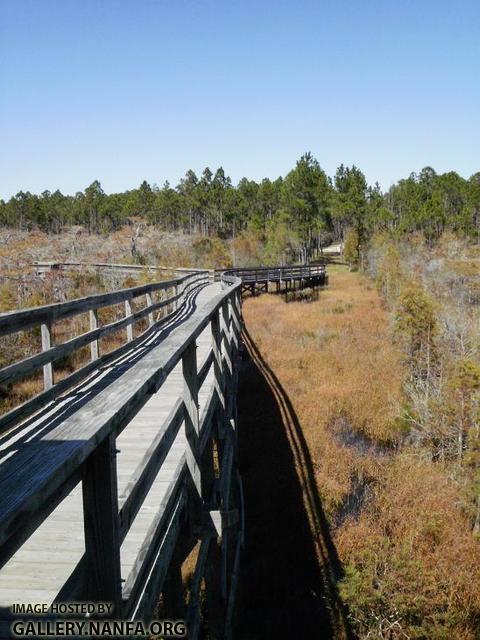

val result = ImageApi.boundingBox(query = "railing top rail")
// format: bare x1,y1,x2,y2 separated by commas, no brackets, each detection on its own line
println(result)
220,264,326,283
222,263,325,274
0,270,206,337
33,260,171,270
32,260,209,275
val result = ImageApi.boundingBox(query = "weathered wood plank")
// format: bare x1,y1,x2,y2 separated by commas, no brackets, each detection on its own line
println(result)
197,350,214,389
0,469,82,572
128,494,186,621
118,399,184,540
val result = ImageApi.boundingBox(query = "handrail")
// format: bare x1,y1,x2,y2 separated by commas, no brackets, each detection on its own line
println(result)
221,263,326,287
0,270,209,433
224,264,325,274
32,260,207,277
223,264,325,276
0,272,208,336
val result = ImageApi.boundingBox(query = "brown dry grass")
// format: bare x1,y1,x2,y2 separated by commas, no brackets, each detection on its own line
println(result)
336,455,480,638
246,271,403,438
242,270,404,517
239,269,480,639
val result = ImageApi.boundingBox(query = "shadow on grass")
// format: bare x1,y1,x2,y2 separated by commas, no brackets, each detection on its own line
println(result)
233,327,355,640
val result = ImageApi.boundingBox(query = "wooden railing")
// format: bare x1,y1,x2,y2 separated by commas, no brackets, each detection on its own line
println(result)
222,263,326,283
32,260,208,278
0,269,243,638
0,270,209,434
32,259,324,285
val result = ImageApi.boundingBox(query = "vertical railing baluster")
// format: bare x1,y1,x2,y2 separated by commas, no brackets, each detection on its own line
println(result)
228,295,239,353
145,292,154,327
170,286,175,314
125,298,133,342
40,322,53,390
89,309,100,361
174,283,180,311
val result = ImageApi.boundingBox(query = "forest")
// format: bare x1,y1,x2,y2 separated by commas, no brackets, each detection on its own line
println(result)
1,154,480,267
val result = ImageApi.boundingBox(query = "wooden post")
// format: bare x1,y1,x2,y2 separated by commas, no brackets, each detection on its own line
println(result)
182,341,201,496
228,296,239,353
125,298,133,342
82,433,122,615
204,537,224,637
174,284,180,311
220,301,233,381
211,312,225,410
231,292,242,338
219,433,235,602
158,289,165,319
236,289,241,314
145,292,154,327
162,557,185,619
89,309,100,361
40,322,53,390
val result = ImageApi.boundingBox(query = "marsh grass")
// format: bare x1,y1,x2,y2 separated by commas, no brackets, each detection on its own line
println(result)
241,268,480,639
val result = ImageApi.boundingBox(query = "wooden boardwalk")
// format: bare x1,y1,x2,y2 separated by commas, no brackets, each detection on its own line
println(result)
0,263,326,637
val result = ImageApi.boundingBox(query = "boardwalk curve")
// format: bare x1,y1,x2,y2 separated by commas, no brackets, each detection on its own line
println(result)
0,263,326,638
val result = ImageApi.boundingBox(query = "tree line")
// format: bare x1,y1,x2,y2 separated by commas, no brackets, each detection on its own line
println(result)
1,154,479,263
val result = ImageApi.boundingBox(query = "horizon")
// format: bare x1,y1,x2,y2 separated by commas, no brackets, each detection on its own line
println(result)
0,159,477,202
1,0,479,200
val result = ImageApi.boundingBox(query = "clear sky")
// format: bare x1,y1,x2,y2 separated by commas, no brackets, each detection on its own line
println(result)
1,0,479,199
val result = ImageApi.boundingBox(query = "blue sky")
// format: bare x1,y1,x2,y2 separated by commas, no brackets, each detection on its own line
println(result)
1,0,479,199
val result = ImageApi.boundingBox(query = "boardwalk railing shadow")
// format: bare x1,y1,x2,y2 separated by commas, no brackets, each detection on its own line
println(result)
0,286,202,457
234,327,354,639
